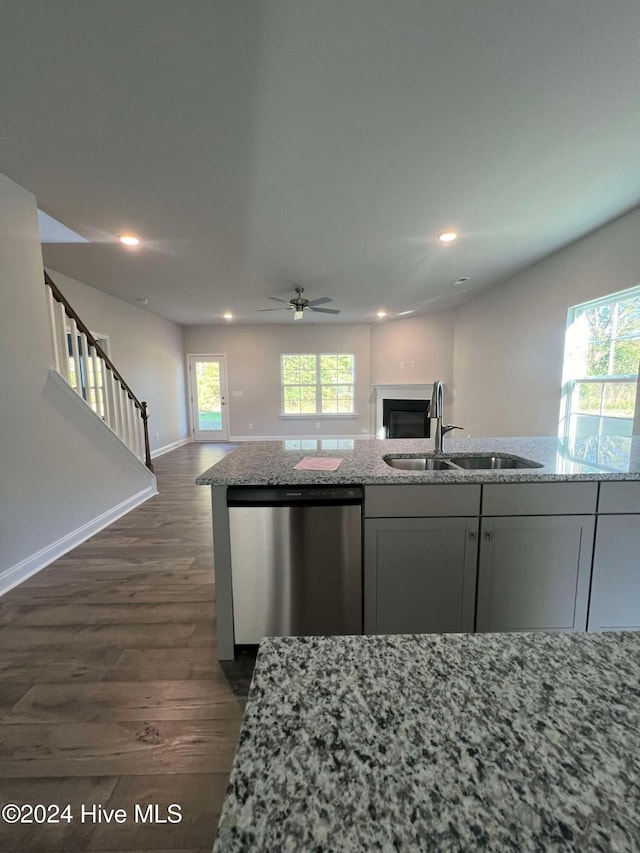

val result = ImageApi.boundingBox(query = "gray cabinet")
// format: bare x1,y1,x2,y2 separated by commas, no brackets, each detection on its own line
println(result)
364,517,478,634
476,516,594,632
588,515,640,631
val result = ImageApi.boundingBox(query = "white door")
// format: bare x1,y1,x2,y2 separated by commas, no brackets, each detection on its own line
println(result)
188,355,229,441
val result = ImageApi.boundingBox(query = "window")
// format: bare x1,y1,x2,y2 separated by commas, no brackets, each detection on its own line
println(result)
559,285,640,442
281,353,355,415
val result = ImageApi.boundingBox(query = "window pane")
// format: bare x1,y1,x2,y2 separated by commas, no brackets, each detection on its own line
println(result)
586,341,610,377
299,363,317,385
320,355,338,384
602,383,636,418
616,295,640,336
578,304,615,343
337,386,354,413
284,386,302,414
300,355,317,375
611,338,640,375
321,385,338,414
282,356,300,385
338,355,354,384
574,382,602,415
299,386,317,414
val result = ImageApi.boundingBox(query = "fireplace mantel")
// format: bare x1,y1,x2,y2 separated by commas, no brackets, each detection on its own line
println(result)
372,383,433,438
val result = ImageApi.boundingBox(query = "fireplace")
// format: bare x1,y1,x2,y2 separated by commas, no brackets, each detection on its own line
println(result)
382,398,431,439
372,384,433,439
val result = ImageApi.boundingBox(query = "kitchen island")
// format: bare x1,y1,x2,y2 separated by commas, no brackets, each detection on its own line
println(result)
197,436,640,658
214,631,640,852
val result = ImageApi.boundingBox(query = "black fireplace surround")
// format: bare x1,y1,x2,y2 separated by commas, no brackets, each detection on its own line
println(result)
382,398,431,439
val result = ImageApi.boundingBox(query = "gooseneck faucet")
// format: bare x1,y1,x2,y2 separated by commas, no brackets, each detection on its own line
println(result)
431,379,463,453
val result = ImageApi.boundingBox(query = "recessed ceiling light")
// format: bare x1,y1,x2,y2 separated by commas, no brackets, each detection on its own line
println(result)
118,233,140,247
437,230,458,243
376,311,387,318
223,312,233,320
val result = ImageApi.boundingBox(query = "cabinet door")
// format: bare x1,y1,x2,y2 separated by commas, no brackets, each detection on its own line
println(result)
364,517,479,634
476,516,594,632
588,515,640,631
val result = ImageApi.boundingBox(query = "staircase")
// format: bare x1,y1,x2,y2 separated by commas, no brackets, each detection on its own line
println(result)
44,271,154,471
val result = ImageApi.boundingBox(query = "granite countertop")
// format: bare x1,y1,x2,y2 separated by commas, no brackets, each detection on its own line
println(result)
214,632,640,852
196,435,640,486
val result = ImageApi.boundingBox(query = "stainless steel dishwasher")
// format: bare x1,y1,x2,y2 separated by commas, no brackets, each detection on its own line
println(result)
227,486,362,643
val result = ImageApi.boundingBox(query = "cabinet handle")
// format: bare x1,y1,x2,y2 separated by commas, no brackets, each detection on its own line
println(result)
469,531,477,541
484,530,493,541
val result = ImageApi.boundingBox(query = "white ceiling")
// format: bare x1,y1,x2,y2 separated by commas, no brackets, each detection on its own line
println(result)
2,0,639,325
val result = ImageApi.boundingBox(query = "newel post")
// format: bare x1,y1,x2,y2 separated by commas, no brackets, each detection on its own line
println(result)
141,402,154,472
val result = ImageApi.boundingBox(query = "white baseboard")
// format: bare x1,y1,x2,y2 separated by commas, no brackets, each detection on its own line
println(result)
151,436,192,459
230,434,374,441
0,484,158,598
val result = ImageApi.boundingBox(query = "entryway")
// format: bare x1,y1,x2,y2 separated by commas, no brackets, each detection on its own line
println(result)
188,354,229,441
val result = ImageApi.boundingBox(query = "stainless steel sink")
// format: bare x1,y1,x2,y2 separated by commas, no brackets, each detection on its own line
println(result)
384,456,456,471
447,454,543,470
383,453,543,471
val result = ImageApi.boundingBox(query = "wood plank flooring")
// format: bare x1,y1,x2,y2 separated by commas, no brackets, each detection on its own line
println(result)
0,443,255,853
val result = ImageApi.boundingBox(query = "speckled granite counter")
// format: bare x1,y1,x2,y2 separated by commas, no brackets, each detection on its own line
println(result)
196,435,640,486
214,632,640,852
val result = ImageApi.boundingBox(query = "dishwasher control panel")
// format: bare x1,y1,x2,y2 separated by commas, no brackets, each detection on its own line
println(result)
227,486,362,505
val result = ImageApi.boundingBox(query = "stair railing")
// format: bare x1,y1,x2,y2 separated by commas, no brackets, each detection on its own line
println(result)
44,271,154,471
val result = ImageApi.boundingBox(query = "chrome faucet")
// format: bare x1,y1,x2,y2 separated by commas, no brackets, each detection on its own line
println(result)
431,379,463,453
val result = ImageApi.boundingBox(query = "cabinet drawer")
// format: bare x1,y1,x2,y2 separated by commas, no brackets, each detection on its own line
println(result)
481,482,597,516
598,481,640,514
364,484,480,517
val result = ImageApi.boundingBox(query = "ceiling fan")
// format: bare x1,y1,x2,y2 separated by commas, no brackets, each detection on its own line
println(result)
258,286,340,320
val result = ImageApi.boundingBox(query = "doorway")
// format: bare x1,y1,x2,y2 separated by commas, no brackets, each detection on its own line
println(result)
188,354,229,441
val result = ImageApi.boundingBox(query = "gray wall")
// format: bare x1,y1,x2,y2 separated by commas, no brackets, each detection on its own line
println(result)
452,206,640,436
184,323,372,437
0,175,155,577
370,310,456,418
50,270,188,453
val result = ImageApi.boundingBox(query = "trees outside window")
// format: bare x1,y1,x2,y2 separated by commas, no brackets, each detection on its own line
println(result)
560,285,640,442
281,353,355,415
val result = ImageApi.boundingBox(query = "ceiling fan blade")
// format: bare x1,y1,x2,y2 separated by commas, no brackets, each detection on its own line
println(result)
268,296,290,303
307,296,332,307
309,307,340,314
258,307,288,312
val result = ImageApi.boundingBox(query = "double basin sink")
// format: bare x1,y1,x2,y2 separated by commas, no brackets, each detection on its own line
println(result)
384,453,543,471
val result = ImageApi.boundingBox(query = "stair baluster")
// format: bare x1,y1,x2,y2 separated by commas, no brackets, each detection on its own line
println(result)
44,271,154,471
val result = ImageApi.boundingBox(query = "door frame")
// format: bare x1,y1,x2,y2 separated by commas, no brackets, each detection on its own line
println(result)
187,353,230,441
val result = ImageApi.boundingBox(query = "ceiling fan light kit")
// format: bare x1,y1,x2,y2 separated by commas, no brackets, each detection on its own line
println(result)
258,286,341,319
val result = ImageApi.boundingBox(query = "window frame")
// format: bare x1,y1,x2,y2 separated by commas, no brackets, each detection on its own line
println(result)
280,352,357,418
559,285,640,444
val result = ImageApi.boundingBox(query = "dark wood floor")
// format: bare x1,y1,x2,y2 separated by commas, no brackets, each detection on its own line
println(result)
0,443,253,853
